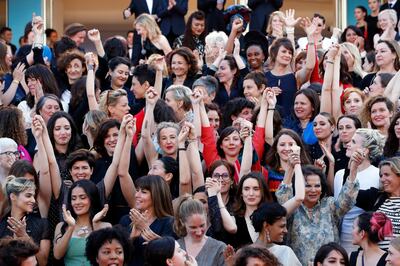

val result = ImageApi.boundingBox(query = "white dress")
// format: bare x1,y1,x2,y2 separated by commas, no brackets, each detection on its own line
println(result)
268,244,302,266
334,165,380,254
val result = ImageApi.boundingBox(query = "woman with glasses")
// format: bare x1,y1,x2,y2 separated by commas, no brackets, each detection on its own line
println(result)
0,137,20,186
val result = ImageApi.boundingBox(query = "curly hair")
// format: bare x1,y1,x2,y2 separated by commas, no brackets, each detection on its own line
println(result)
167,47,199,78
56,49,86,76
234,245,282,266
0,106,27,146
182,11,207,51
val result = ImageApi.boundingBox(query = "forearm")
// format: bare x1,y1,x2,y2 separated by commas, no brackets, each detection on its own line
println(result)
86,69,99,110
42,131,61,199
192,104,201,138
179,144,192,195
36,240,50,266
217,193,237,233
36,138,51,214
265,109,274,146
239,137,253,179
187,141,204,190
331,54,342,119
234,55,246,70
54,226,74,259
2,82,18,106
93,40,105,58
155,70,163,95
320,62,334,113
226,32,236,55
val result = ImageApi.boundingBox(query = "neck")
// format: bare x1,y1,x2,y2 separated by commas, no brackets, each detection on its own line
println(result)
303,200,316,209
280,159,289,170
68,78,77,85
272,31,283,38
176,109,186,122
319,137,332,147
361,241,382,256
377,124,389,136
174,74,187,83
225,154,238,164
55,143,68,154
379,64,396,73
273,64,289,75
185,234,205,244
390,188,400,197
76,213,91,228
221,192,230,205
371,10,379,16
245,206,258,217
357,160,371,172
223,79,233,91
11,207,25,220
299,118,310,129
111,83,123,91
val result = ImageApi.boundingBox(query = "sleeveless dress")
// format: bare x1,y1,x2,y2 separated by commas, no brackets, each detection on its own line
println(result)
64,237,90,266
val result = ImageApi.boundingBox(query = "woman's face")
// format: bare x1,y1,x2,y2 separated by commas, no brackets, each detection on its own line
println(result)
243,79,263,99
216,60,236,84
165,91,181,113
268,216,287,243
159,127,178,156
148,160,167,180
344,92,363,115
375,42,396,68
304,174,322,207
345,29,358,44
70,160,93,182
387,244,400,266
346,133,364,158
109,96,130,122
53,117,72,146
96,239,124,266
104,126,119,156
135,187,153,212
171,54,189,77
246,45,265,70
276,134,297,162
341,47,355,68
296,57,306,72
380,165,400,195
184,213,207,241
275,45,293,66
317,250,346,266
242,177,262,207
271,15,284,32
110,64,129,88
66,58,84,83
370,101,392,128
27,77,40,95
40,99,61,124
338,117,357,144
191,18,205,37
378,13,394,31
5,48,12,68
294,93,313,120
220,131,243,158
212,165,233,194
168,242,187,266
354,8,365,20
369,75,385,97
207,110,220,130
71,186,90,216
135,24,147,37
313,115,334,140
13,188,35,213
0,145,19,171
368,0,379,12
351,217,363,245
394,118,400,139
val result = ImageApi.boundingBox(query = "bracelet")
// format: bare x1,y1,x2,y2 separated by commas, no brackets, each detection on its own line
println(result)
267,108,275,111
326,61,334,64
178,147,186,151
12,80,20,84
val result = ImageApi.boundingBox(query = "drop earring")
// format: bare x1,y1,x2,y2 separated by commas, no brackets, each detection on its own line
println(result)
266,230,271,243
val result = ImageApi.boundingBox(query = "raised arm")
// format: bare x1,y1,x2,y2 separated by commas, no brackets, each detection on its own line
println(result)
239,119,253,179
84,52,99,110
118,117,137,208
384,69,400,104
206,178,237,234
331,46,343,121
283,9,301,51
87,29,105,58
186,122,205,192
178,123,192,195
36,115,62,200
233,38,246,70
32,117,51,217
141,88,159,166
2,63,25,106
264,88,277,146
296,17,317,88
226,18,243,55
281,145,305,216
320,44,339,114
103,114,129,198
53,206,76,259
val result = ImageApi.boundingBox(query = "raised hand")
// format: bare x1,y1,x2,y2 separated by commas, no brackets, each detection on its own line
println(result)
88,29,101,42
191,88,203,105
185,121,197,141
93,204,109,224
33,81,44,103
145,87,159,106
31,15,44,35
32,115,44,139
320,141,334,163
326,44,340,60
205,177,221,196
265,87,277,107
349,148,366,173
12,63,26,83
126,117,137,137
85,52,96,67
151,55,165,72
231,18,244,35
62,204,76,227
7,216,28,237
178,123,190,144
288,144,301,166
129,208,147,232
223,245,235,266
233,38,241,57
300,17,317,37
141,227,160,242
284,9,301,28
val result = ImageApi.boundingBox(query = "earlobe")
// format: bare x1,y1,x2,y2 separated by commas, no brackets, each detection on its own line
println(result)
166,258,173,266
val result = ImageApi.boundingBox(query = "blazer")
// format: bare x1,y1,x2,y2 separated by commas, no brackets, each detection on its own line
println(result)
127,0,164,17
159,0,188,36
198,0,226,32
248,0,283,34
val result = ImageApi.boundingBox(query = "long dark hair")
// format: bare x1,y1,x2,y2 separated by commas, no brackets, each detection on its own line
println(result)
384,112,400,157
216,127,242,158
47,111,82,156
93,119,120,158
314,242,350,266
182,11,206,50
233,172,272,217
58,180,102,239
356,212,393,244
265,129,312,171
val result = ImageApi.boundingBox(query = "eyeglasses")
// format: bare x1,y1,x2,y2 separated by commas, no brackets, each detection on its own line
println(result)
0,151,20,159
212,173,230,180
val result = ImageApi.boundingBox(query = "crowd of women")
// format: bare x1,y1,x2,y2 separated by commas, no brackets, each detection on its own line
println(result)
3,0,400,265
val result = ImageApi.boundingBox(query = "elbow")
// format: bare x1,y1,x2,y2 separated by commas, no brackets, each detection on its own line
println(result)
53,249,63,260
295,194,305,203
225,225,237,234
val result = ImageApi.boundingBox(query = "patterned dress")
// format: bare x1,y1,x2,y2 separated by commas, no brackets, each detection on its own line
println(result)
276,179,359,265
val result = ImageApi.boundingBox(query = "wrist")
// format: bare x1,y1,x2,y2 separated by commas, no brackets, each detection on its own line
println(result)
12,79,20,84
285,27,295,34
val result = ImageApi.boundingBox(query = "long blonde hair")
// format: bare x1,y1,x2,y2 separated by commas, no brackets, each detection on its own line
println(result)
341,42,367,79
266,11,285,36
134,14,162,40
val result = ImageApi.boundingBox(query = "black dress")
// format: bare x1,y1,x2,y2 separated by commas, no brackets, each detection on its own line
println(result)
349,250,387,266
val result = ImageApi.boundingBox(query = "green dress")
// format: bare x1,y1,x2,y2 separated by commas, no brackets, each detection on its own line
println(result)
64,237,90,266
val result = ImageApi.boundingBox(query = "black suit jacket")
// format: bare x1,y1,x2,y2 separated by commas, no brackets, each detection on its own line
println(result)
248,0,283,34
380,1,400,23
159,0,188,36
127,0,164,17
198,0,226,32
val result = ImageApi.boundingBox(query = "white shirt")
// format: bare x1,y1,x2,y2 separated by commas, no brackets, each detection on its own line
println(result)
146,0,153,14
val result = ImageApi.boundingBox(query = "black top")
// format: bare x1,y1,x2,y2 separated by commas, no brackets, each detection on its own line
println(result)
0,213,51,245
349,250,387,266
366,15,379,51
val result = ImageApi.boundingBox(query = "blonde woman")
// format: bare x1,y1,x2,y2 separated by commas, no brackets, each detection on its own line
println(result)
134,13,171,64
99,89,130,122
341,42,367,88
265,11,286,45
374,9,399,47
